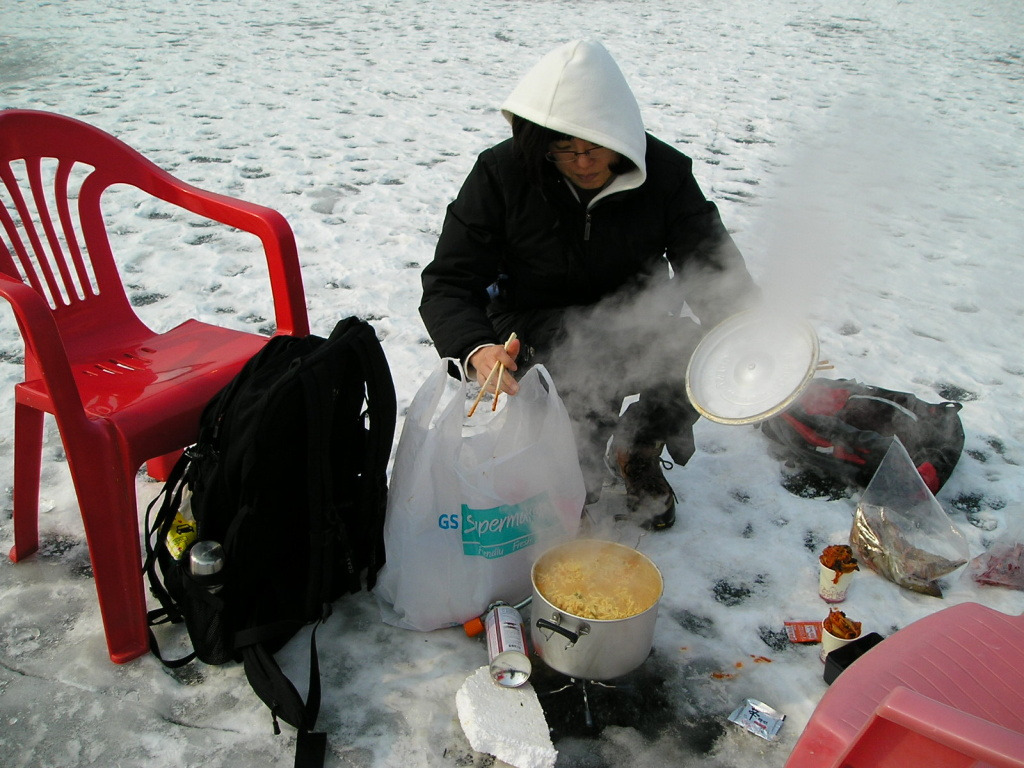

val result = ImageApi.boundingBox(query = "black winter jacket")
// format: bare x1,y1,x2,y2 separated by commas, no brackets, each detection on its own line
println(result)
420,134,757,363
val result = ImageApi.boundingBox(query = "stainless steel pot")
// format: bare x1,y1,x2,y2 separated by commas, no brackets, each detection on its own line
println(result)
530,539,663,681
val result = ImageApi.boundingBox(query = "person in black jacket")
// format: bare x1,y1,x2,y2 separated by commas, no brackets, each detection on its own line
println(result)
420,40,758,530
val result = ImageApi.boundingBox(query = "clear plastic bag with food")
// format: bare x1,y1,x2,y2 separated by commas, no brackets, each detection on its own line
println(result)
850,437,968,597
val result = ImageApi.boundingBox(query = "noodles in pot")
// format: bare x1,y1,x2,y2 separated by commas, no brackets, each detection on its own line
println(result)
534,540,662,621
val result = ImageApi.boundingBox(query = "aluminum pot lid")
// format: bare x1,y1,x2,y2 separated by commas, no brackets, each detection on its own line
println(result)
686,309,820,425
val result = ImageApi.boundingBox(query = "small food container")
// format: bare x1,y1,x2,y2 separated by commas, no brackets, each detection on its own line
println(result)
820,608,863,663
823,632,884,684
818,545,859,603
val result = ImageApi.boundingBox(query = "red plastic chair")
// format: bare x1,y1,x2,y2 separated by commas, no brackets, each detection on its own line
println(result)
785,602,1024,768
0,109,310,664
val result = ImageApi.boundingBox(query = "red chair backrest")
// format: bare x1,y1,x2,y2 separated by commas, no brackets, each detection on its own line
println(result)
0,110,160,376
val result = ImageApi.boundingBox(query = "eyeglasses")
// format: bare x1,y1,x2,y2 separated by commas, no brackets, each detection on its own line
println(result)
545,146,610,164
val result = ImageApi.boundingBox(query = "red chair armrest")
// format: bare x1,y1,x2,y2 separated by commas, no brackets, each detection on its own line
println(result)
119,163,309,338
843,687,1024,768
0,273,86,419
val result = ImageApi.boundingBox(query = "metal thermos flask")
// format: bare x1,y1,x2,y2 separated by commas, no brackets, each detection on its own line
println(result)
188,540,225,592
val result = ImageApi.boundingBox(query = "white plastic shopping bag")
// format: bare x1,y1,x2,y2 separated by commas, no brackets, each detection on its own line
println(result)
374,361,584,631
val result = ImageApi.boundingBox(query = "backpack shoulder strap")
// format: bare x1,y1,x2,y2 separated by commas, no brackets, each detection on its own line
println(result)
300,346,348,600
337,317,397,588
241,623,326,768
234,322,366,768
232,320,394,768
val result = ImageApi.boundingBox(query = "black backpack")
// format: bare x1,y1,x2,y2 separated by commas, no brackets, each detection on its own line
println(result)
759,378,964,493
144,316,396,767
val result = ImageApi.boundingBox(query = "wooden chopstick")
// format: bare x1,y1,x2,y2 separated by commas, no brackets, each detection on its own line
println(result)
467,362,500,417
466,332,517,418
492,360,506,411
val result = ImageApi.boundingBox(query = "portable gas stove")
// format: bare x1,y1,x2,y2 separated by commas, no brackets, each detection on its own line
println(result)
529,654,672,739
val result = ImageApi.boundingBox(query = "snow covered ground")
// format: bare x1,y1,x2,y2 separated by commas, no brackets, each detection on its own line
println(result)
1,0,1022,766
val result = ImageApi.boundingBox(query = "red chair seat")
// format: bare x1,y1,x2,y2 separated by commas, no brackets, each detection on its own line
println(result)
16,319,269,457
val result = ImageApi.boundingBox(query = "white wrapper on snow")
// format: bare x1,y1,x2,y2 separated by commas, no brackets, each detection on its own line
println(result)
455,666,557,768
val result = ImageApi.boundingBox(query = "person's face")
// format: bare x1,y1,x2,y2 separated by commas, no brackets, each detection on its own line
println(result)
546,137,617,190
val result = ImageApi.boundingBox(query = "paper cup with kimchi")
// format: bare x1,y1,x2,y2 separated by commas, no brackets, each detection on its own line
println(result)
818,545,859,603
819,609,862,662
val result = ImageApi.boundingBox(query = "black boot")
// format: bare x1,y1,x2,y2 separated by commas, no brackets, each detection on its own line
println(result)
615,441,677,531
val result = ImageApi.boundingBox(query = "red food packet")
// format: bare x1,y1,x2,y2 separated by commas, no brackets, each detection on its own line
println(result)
785,620,822,644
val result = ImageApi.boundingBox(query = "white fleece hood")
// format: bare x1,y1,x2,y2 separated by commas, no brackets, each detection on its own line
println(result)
502,40,648,193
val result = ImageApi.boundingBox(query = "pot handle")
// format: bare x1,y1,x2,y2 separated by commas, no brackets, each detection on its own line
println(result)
536,617,589,647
